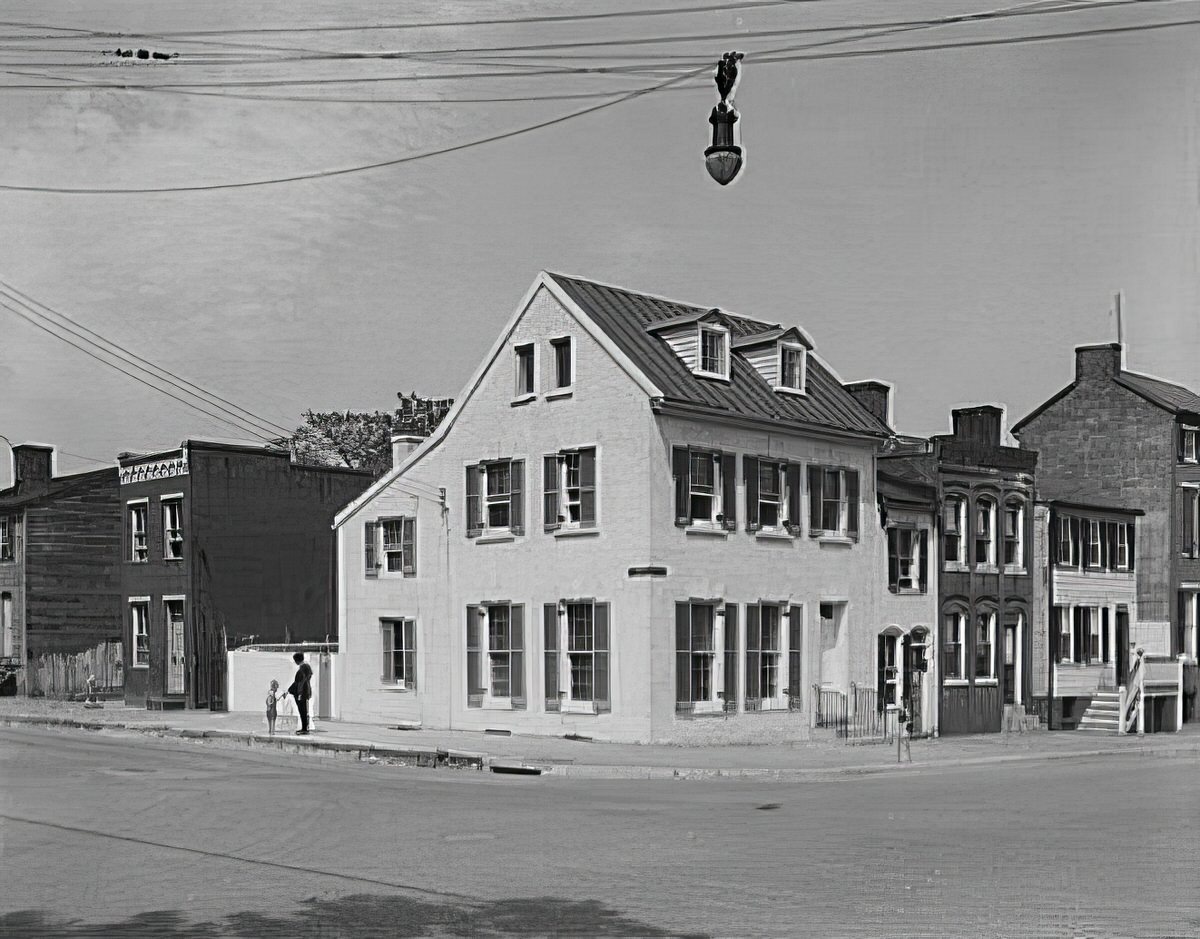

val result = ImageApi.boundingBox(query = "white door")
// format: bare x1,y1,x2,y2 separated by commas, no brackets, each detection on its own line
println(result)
166,600,185,695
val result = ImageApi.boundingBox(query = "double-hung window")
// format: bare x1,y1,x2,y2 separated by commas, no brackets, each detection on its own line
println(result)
1054,606,1072,663
887,527,927,592
1181,426,1199,463
130,600,149,667
672,447,736,530
128,501,148,563
777,343,806,393
1003,500,1024,569
974,610,996,680
162,498,183,560
943,495,966,566
745,603,789,711
807,465,859,539
697,324,729,379
943,610,966,680
381,517,416,574
0,516,14,562
1182,486,1200,558
381,618,417,688
744,456,800,534
1116,522,1131,570
675,601,733,713
514,343,535,398
878,632,901,708
1056,515,1074,566
543,447,596,531
466,603,525,708
466,459,525,537
1086,519,1103,568
543,600,610,713
550,336,572,391
974,498,997,567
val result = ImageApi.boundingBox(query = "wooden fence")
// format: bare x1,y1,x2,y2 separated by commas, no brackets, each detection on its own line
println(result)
26,641,124,698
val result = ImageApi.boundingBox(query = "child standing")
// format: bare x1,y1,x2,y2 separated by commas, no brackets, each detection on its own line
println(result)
266,679,280,736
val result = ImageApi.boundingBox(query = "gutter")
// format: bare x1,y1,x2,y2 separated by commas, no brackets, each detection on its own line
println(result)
649,399,889,445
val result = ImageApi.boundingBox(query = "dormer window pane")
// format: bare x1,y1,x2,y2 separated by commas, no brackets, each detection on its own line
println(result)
780,346,805,390
700,327,727,376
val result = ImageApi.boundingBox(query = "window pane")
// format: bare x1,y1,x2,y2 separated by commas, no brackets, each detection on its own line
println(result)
691,605,714,651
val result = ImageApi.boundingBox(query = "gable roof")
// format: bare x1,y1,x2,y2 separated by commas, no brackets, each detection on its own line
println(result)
547,273,891,437
0,465,118,509
1013,367,1200,433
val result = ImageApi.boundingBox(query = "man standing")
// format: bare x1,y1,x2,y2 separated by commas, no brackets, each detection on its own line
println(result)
288,652,313,735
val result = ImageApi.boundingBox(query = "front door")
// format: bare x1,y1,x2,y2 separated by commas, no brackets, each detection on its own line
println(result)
1116,608,1130,686
1003,623,1018,705
166,600,185,696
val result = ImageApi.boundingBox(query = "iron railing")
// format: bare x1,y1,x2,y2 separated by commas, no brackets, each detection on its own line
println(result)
812,684,849,737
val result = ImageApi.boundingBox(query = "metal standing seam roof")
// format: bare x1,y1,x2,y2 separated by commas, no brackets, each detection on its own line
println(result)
547,273,892,437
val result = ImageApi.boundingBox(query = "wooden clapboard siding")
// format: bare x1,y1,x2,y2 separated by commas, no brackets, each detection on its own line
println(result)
742,345,777,387
1054,662,1110,696
660,325,698,371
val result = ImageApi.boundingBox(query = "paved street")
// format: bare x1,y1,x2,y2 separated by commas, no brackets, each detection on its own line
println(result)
2,726,1199,938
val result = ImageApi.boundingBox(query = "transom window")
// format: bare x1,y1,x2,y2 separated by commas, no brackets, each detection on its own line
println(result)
162,498,184,560
551,337,572,389
514,343,535,397
543,447,597,531
130,601,149,667
778,344,806,392
466,460,525,537
466,603,525,708
129,502,148,563
381,618,417,688
697,325,729,378
381,517,416,574
943,495,967,566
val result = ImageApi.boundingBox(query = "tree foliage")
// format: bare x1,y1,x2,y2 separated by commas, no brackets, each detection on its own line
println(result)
287,410,395,476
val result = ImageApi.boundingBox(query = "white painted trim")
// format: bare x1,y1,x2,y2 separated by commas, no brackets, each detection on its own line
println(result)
157,492,184,501
127,595,151,604
125,497,149,506
161,594,187,603
774,342,807,395
694,322,731,381
334,271,663,529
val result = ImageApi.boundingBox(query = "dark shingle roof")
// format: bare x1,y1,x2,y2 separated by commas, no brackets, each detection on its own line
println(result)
1115,371,1200,415
549,273,891,438
0,466,117,509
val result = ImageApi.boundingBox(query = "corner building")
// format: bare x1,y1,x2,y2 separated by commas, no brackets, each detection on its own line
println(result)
335,272,900,744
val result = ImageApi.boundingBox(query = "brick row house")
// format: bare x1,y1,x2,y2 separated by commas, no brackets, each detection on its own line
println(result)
0,444,121,697
119,440,371,709
880,407,1038,735
334,271,934,744
1013,342,1195,729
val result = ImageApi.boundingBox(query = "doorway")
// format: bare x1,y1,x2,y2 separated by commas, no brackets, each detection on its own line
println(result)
1115,607,1130,686
165,599,185,696
1003,620,1019,706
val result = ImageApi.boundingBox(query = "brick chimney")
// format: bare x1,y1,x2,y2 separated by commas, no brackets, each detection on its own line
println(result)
844,381,892,428
390,434,425,467
12,444,54,494
951,406,1003,446
1075,342,1124,382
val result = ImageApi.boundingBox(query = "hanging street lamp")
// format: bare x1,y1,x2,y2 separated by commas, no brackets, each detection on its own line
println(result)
705,51,744,186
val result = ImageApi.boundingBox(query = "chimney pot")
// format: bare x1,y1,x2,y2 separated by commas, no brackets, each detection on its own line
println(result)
390,434,425,467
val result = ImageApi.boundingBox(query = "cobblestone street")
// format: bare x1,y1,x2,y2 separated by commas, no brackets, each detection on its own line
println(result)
2,724,1198,938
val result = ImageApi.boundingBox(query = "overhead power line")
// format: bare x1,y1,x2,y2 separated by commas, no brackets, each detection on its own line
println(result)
0,281,294,441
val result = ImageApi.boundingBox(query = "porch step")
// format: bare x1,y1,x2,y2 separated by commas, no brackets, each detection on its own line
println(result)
1077,693,1122,734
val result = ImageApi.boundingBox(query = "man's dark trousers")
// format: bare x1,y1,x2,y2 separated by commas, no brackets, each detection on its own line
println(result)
297,695,310,733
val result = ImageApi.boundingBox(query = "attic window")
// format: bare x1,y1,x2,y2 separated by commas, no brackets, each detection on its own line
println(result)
697,324,729,380
776,343,806,394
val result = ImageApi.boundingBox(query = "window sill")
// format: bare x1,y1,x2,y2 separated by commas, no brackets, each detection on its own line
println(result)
683,702,725,716
561,701,597,715
817,535,854,547
890,587,925,596
754,530,795,543
544,387,573,400
164,557,184,563
974,678,998,686
975,564,999,574
476,532,517,545
943,562,968,573
772,385,807,396
693,369,730,383
684,526,728,539
380,684,415,693
553,527,599,539
510,393,537,407
130,664,149,670
1003,566,1027,576
943,678,969,686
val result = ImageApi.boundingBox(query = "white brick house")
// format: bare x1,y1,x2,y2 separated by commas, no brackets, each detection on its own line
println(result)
333,272,898,743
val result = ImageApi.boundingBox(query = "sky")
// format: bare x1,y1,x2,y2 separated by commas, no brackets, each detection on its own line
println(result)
1,0,1198,487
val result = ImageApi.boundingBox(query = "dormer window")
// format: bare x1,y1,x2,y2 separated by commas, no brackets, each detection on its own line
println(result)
697,324,729,380
1181,426,1199,463
776,343,806,394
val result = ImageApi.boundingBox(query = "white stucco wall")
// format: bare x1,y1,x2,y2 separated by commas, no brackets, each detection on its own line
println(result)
227,649,332,722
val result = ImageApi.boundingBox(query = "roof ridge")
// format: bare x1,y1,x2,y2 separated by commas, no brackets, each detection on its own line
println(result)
545,271,778,327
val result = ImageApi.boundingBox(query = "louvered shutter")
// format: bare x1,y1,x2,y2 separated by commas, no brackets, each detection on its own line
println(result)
466,606,482,707
594,602,610,712
787,605,803,708
381,621,394,683
580,448,597,527
675,603,690,704
786,464,802,535
877,634,887,713
673,447,691,526
744,604,760,707
401,517,415,575
918,531,929,593
720,452,737,531
543,455,560,532
847,470,860,540
723,602,738,712
887,528,900,592
509,461,524,535
364,521,378,577
1185,491,1197,557
1069,517,1081,566
808,466,822,533
465,466,482,537
543,603,559,711
744,455,760,531
510,604,525,708
1128,522,1136,568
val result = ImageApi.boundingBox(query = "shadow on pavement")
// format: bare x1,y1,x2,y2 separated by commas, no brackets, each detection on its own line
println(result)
1,893,708,938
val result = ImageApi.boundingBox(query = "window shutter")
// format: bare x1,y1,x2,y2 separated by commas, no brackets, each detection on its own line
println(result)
1186,492,1197,557
13,516,21,563
594,602,610,712
787,605,802,708
887,529,899,593
580,448,597,527
1128,522,1136,568
364,521,378,577
381,621,394,683
744,604,760,706
1069,517,1080,565
724,602,738,712
1179,427,1187,463
543,455,560,532
543,603,559,711
847,470,860,540
877,635,887,713
1080,519,1091,566
808,465,822,533
404,620,417,691
786,464,802,535
510,604,525,708
744,455,760,531
672,447,691,526
509,461,525,535
918,530,929,593
401,517,416,575
675,603,690,703
466,466,482,537
466,606,482,707
720,452,737,531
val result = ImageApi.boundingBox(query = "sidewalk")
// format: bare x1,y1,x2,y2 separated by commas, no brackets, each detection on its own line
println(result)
3,698,1198,780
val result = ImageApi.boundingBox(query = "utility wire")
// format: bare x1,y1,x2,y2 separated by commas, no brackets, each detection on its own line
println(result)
0,292,283,442
0,280,296,439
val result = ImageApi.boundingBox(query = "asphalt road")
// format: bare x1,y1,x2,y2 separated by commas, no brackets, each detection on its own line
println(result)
1,726,1198,938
